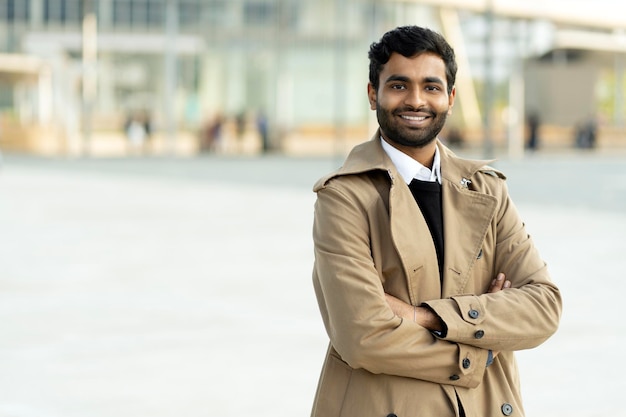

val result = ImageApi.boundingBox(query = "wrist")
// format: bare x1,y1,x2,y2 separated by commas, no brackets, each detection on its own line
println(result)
414,306,443,332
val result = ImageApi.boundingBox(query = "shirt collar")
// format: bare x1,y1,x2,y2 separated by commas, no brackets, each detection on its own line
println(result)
380,137,442,184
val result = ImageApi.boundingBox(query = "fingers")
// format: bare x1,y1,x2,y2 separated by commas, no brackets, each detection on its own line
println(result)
488,273,511,293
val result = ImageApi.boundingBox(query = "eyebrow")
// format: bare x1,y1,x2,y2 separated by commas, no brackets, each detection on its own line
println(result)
384,74,445,86
384,75,410,84
423,76,445,85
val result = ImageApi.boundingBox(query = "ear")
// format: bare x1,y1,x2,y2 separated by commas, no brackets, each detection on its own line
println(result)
367,83,377,110
447,86,456,115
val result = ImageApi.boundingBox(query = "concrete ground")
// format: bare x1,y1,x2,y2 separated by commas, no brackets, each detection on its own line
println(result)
0,149,625,417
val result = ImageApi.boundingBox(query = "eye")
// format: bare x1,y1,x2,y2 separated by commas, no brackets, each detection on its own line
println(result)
390,83,406,90
425,85,441,92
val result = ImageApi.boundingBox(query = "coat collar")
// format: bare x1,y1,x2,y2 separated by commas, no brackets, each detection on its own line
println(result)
381,137,442,184
313,130,493,191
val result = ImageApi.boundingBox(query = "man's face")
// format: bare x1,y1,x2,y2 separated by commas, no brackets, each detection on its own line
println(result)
368,52,455,150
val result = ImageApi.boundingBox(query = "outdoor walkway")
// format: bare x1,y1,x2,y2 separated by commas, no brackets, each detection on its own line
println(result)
0,150,625,417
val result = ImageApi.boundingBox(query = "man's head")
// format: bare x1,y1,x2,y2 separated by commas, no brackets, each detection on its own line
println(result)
368,25,457,94
367,26,457,152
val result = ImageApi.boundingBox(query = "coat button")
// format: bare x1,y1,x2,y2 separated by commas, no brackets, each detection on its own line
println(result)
386,414,398,417
474,330,485,339
449,374,460,381
462,358,471,369
468,309,480,319
501,403,513,415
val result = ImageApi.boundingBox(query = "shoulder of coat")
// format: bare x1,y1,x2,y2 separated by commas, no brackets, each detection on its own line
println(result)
476,165,506,180
312,173,335,192
313,168,390,193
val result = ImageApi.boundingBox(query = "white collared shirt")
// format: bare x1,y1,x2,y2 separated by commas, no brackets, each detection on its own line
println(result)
380,137,442,185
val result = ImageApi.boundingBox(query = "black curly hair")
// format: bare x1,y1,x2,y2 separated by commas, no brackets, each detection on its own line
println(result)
368,25,457,95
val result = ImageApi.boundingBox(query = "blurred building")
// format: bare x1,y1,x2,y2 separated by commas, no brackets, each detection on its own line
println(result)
0,0,624,156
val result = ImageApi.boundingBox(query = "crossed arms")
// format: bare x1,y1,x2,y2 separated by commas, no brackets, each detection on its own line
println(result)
386,272,511,333
312,181,561,387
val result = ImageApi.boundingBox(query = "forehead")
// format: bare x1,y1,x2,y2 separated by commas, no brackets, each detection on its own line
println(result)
380,52,447,84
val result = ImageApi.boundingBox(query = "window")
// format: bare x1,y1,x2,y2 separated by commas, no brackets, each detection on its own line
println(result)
244,1,275,26
113,0,164,29
44,0,83,25
146,1,163,27
112,0,132,26
0,0,30,23
204,0,228,26
180,0,200,26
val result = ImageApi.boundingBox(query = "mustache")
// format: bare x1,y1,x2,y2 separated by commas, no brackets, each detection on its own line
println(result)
393,106,436,117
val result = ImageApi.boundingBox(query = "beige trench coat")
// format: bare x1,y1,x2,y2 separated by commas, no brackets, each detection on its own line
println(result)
311,134,562,417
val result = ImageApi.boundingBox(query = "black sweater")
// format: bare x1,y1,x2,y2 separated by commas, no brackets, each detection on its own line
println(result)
408,179,444,281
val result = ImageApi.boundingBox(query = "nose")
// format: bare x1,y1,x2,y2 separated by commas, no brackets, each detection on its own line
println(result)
404,87,426,108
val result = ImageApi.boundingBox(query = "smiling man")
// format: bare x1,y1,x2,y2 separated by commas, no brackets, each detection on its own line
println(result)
310,26,562,417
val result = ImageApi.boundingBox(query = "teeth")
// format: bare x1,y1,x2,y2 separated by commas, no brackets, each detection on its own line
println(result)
401,115,427,121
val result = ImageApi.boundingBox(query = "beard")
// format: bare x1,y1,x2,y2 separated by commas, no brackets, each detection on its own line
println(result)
376,104,449,148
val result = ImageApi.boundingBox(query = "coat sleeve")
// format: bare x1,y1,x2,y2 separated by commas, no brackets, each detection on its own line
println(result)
313,183,489,388
423,179,562,351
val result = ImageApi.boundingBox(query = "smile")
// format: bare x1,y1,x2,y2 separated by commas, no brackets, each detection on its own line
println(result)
400,115,428,121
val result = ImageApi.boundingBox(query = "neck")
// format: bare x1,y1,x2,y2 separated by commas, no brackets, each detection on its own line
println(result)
385,138,437,168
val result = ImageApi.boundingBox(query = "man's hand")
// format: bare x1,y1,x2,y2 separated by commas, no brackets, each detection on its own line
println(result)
487,272,511,293
385,272,511,332
385,293,443,331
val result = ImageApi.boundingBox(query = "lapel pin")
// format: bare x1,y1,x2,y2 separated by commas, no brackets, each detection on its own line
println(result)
460,178,472,188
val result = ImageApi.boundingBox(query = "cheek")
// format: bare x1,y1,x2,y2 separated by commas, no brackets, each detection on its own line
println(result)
374,93,393,110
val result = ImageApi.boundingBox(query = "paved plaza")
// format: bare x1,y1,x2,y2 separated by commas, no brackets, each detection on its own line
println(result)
1,149,625,417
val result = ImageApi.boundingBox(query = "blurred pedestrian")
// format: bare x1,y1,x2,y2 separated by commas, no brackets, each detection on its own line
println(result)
575,117,597,149
141,110,153,143
526,112,540,150
125,111,148,154
235,111,246,152
200,113,224,153
310,25,562,417
256,110,270,153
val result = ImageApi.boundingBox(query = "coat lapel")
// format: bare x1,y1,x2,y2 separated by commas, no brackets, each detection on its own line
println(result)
439,146,498,297
336,133,443,303
389,172,442,303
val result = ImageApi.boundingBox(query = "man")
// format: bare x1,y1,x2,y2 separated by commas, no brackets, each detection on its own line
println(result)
310,26,562,417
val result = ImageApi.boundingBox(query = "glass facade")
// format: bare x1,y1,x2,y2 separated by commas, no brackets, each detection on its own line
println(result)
0,0,29,22
0,0,622,155
0,0,403,139
45,0,83,25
